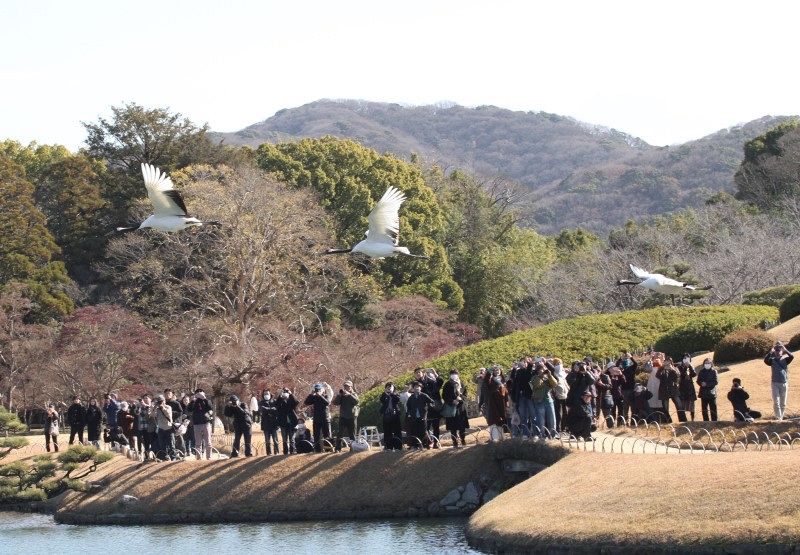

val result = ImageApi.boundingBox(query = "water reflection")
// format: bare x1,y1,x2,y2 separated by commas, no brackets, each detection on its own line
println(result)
0,512,483,554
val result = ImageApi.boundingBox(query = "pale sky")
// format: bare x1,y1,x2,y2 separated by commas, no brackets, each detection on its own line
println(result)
2,0,798,150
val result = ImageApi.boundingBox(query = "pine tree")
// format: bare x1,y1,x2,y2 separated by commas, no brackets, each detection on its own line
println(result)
0,157,73,321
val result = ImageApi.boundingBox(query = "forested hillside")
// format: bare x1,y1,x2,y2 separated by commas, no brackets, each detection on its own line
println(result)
216,101,792,233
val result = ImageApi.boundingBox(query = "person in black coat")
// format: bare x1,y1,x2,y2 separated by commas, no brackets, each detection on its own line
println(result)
164,389,183,422
727,378,762,422
186,390,214,459
405,381,435,449
276,388,299,455
379,382,402,450
566,390,595,440
304,383,332,453
259,389,280,455
66,395,86,445
85,397,103,448
566,362,596,407
442,371,469,447
223,395,253,457
420,369,444,448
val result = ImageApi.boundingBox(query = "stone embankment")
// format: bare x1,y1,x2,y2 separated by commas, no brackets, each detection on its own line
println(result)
55,441,568,526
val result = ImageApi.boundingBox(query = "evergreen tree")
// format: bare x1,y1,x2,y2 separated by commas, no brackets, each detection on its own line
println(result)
256,137,463,311
0,157,73,321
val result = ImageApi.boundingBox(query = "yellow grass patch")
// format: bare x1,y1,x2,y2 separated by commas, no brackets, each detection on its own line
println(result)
468,450,800,549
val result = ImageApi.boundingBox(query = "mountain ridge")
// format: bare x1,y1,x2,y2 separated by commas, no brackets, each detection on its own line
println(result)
213,100,795,234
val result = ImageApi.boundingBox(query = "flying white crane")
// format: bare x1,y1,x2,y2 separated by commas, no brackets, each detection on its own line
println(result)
618,264,711,303
324,186,426,259
116,163,218,233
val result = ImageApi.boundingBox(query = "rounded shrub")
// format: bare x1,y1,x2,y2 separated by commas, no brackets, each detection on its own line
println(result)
713,328,775,364
653,307,777,360
744,284,800,308
787,333,800,352
779,290,800,322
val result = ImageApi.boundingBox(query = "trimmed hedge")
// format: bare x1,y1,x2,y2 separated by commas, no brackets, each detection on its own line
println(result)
653,306,777,359
779,290,800,323
787,333,800,351
743,284,800,308
359,304,778,426
713,328,775,365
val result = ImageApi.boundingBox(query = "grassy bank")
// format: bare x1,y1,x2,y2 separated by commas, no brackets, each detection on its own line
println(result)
467,450,800,553
56,444,511,525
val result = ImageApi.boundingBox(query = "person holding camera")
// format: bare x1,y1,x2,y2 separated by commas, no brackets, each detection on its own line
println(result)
333,380,359,452
566,362,595,409
764,341,793,421
530,360,558,437
276,388,299,455
442,370,469,447
405,381,435,449
187,389,214,459
696,358,718,421
419,368,444,448
154,395,176,460
380,382,403,450
304,383,332,453
728,378,761,422
224,394,253,457
44,404,60,452
656,358,686,423
259,389,280,455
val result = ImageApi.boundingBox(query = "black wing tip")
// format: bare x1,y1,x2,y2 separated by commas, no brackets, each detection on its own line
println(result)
163,189,189,216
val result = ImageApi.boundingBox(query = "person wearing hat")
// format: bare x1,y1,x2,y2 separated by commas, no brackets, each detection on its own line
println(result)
294,416,313,453
276,388,299,455
187,389,214,459
224,394,253,457
764,341,794,421
332,380,360,452
44,404,60,452
304,383,332,453
727,378,762,422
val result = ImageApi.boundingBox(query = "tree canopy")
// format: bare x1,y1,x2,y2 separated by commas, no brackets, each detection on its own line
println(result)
0,157,73,321
256,137,464,311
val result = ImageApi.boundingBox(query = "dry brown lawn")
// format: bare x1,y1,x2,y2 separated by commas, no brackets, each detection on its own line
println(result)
468,449,800,549
57,444,501,522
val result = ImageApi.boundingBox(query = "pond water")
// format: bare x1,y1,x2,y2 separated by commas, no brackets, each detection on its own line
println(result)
0,512,484,554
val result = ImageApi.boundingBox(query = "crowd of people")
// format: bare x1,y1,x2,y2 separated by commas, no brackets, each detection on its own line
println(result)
38,341,792,456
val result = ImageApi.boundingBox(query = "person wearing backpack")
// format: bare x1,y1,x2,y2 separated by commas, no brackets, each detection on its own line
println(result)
224,394,253,457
